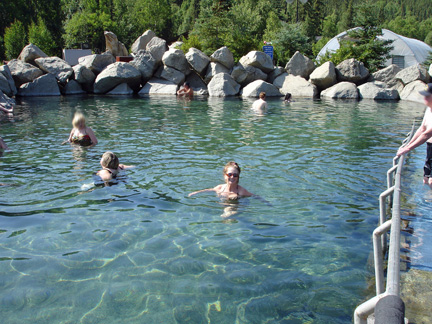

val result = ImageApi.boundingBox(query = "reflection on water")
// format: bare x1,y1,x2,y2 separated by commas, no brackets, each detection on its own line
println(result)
0,96,426,323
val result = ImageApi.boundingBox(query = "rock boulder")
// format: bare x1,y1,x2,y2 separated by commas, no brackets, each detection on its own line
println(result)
285,51,315,79
104,31,128,57
130,50,157,83
208,73,240,97
241,80,282,97
321,81,359,99
278,74,318,98
0,65,17,97
210,46,235,70
336,58,369,84
395,64,430,85
34,57,73,83
358,81,399,100
162,49,191,76
93,62,141,94
18,74,60,96
185,48,210,76
369,64,402,88
138,78,177,96
399,80,427,103
231,62,267,86
309,61,337,90
18,44,47,66
239,51,274,74
131,30,156,54
8,59,43,87
78,53,116,75
146,37,167,64
204,62,230,84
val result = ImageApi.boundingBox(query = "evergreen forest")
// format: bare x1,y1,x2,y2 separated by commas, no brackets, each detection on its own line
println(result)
1,0,432,69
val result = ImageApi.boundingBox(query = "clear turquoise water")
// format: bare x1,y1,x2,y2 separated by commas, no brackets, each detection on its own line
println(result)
0,96,425,324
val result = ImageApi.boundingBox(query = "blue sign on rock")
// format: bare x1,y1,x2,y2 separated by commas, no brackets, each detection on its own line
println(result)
263,45,274,59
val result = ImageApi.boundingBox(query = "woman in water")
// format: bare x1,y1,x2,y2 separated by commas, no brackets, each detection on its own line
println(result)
97,151,133,181
189,161,253,200
65,112,97,146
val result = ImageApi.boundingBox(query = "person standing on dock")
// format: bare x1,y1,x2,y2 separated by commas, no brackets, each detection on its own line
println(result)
397,83,432,187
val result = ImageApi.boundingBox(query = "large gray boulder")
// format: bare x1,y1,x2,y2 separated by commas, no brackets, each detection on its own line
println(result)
368,64,402,88
204,62,230,84
138,77,177,96
8,59,44,87
18,44,48,66
358,81,399,100
131,30,156,54
78,53,116,75
208,73,240,97
309,61,337,90
239,51,274,74
399,80,427,103
73,64,96,85
231,62,267,86
278,74,318,98
210,46,235,70
146,37,167,64
106,83,134,95
336,58,369,84
185,48,210,76
18,74,60,96
273,72,288,88
0,65,17,97
395,64,430,85
93,62,141,94
34,57,73,83
0,90,15,108
321,81,359,99
267,66,285,84
162,49,191,76
104,31,128,57
241,80,282,97
156,65,185,85
285,51,315,79
130,50,157,83
63,80,86,95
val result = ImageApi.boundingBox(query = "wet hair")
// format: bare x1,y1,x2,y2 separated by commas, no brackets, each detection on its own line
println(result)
72,112,86,128
259,92,266,99
101,151,119,169
284,93,292,101
184,82,190,88
223,161,241,176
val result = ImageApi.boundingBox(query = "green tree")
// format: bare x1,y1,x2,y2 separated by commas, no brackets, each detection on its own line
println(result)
318,2,393,72
4,20,27,60
304,0,324,40
337,0,353,33
271,22,311,65
190,0,231,55
176,0,200,36
28,18,57,56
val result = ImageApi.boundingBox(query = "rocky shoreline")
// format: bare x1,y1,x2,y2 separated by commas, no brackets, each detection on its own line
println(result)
1,30,431,104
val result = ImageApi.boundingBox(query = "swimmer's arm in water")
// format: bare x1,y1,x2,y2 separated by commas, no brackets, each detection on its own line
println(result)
62,129,75,145
86,127,98,145
119,164,134,170
188,184,223,197
97,169,113,181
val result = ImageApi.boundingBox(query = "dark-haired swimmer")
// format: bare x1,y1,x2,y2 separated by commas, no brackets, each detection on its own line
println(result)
188,161,253,200
177,82,194,98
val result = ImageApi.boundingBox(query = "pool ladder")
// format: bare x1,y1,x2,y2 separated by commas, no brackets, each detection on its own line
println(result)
353,123,415,324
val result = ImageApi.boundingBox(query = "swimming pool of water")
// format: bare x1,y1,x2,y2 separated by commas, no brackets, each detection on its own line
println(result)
0,95,425,323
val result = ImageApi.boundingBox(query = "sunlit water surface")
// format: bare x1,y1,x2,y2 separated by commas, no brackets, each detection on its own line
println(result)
0,95,427,323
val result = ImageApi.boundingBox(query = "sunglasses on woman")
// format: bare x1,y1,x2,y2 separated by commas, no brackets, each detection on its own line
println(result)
226,173,239,178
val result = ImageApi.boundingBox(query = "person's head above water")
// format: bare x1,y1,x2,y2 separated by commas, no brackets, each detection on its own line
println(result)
72,112,86,129
259,92,266,100
101,151,119,169
284,93,292,101
223,161,241,181
184,82,190,89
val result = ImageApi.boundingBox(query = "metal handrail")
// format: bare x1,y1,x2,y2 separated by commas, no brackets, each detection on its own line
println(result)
354,123,415,324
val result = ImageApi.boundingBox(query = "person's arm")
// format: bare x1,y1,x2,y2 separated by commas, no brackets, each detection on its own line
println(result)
62,129,75,145
188,188,216,197
0,103,13,114
177,88,185,96
397,121,432,156
119,164,134,170
86,127,98,145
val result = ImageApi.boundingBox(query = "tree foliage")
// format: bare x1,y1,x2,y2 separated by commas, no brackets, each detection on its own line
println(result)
4,20,27,60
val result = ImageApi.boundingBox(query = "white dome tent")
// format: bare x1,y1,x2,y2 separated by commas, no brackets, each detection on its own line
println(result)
316,28,432,69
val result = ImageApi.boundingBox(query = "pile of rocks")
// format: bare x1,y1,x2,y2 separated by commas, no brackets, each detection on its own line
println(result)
0,29,431,104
